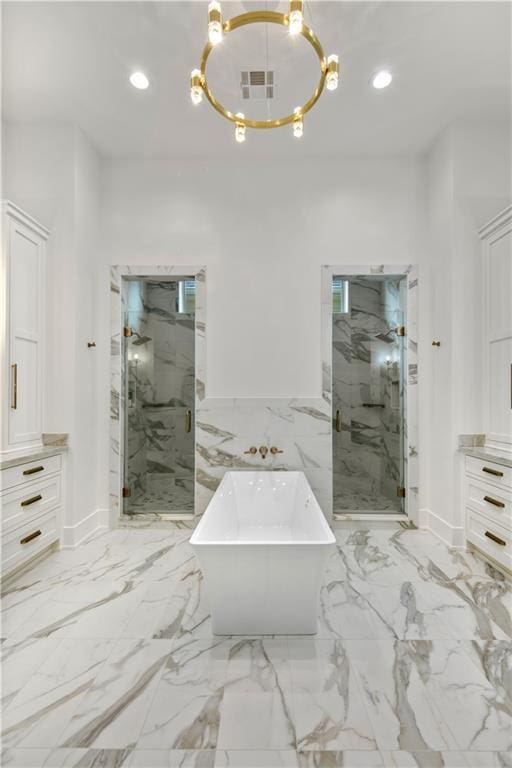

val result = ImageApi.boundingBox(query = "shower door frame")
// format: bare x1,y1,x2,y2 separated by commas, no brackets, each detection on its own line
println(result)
110,265,206,524
321,264,419,525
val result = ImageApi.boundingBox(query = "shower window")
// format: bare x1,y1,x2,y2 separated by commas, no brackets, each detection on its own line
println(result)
332,275,406,514
332,278,349,314
122,277,195,516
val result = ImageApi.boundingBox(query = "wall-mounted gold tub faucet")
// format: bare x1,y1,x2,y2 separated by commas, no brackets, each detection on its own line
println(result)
259,446,269,459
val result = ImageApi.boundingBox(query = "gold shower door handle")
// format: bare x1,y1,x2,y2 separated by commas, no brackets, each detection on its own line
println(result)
335,410,341,432
185,409,192,433
11,364,18,409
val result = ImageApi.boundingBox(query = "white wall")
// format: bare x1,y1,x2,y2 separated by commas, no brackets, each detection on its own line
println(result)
101,156,425,397
2,122,103,543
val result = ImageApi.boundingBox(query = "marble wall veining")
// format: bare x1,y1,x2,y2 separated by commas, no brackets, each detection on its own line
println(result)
323,265,419,524
112,265,417,523
332,276,406,512
110,266,206,522
124,279,195,513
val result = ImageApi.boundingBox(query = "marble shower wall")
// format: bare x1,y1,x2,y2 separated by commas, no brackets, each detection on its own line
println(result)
195,398,332,517
324,265,419,522
111,266,205,522
124,279,195,512
332,277,405,511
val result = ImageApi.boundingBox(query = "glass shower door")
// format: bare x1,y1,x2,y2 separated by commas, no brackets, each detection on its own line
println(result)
332,275,406,514
122,278,195,516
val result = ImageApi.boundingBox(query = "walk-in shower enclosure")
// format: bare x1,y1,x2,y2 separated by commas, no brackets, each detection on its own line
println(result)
332,275,407,514
122,277,195,515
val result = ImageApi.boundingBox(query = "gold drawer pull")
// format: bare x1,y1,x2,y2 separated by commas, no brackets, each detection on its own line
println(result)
20,494,42,507
484,495,505,508
485,530,507,547
23,465,45,476
482,466,504,477
335,409,341,432
185,409,192,433
20,529,42,545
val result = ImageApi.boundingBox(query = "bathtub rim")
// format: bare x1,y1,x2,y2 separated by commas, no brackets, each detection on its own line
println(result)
190,470,336,547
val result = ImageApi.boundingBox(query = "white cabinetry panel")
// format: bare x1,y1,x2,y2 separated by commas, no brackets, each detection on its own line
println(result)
481,206,512,451
1,202,48,456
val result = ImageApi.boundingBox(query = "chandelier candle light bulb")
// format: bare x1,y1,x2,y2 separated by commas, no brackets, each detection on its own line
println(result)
293,108,304,138
190,69,203,104
235,113,246,143
189,5,339,138
208,0,223,45
326,54,339,91
288,0,304,36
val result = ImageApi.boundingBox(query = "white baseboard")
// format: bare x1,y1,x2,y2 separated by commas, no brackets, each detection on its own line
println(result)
60,509,109,549
424,509,465,549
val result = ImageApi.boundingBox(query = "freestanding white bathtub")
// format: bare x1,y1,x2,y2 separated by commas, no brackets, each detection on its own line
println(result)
190,471,335,635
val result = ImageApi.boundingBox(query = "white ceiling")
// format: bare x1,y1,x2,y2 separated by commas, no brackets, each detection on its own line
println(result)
2,1,511,158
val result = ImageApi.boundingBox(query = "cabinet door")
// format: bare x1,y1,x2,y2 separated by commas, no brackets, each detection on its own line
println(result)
8,217,43,446
485,221,512,446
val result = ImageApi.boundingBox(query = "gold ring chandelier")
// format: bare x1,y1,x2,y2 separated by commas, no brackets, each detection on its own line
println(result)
189,0,339,142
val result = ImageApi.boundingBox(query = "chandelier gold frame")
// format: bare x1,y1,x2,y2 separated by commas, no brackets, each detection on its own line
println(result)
197,10,328,130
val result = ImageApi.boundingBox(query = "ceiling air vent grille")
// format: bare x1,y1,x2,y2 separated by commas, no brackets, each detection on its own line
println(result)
241,70,275,100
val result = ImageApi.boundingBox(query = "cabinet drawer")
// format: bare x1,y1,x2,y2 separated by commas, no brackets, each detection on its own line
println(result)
1,454,62,492
465,456,512,490
466,508,512,573
2,510,59,578
464,477,512,531
1,475,61,532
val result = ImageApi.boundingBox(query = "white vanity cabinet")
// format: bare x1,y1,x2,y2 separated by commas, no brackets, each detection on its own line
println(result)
1,201,48,457
464,454,512,574
0,450,63,578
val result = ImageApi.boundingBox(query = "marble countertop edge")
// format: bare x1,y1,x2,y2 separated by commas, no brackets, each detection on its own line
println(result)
459,445,512,469
0,444,68,471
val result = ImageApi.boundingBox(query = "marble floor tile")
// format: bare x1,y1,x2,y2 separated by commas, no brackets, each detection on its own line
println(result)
464,640,512,709
1,638,61,709
215,751,299,767
379,752,512,768
137,686,223,750
345,638,459,751
412,640,512,750
44,748,134,766
128,751,215,767
224,637,292,694
293,690,376,752
296,752,383,767
0,748,52,767
1,639,114,749
58,639,170,749
217,692,295,750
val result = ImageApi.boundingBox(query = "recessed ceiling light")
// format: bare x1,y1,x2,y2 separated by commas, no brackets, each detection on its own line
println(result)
129,72,149,90
371,70,392,89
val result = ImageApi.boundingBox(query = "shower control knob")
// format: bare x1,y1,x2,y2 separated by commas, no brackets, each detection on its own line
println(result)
244,447,257,455
270,446,283,454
